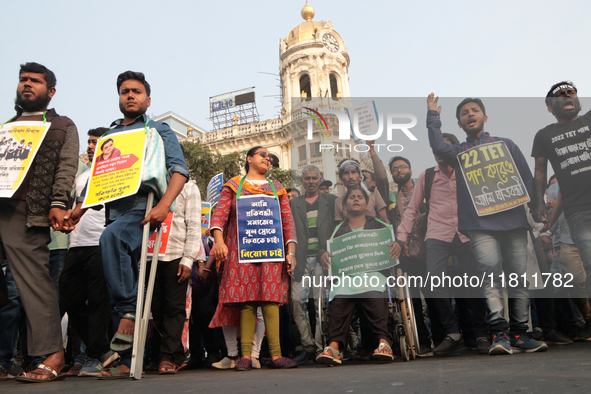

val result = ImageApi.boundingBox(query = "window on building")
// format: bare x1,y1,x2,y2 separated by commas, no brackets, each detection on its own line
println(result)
334,142,342,157
310,142,321,158
298,145,307,161
300,74,311,99
330,73,339,99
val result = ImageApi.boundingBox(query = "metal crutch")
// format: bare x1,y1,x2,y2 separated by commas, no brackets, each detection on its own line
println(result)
130,192,163,379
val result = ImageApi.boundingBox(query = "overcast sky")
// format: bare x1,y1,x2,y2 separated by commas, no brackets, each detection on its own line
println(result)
1,0,589,175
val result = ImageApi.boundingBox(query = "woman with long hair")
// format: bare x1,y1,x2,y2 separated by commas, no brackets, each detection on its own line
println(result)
209,146,298,370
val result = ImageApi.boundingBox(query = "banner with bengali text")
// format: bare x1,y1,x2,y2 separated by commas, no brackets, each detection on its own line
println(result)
457,141,530,216
82,128,146,208
328,226,398,277
0,121,50,198
236,194,284,263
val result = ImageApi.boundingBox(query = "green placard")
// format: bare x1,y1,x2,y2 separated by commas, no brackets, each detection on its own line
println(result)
328,227,398,276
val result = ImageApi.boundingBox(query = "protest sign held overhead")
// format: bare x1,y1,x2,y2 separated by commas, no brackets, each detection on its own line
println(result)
82,128,146,208
457,141,530,216
0,121,49,198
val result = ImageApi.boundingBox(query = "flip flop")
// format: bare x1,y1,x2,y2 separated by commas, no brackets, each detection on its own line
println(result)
97,367,142,380
15,364,67,383
158,361,179,375
316,346,343,366
372,342,395,361
110,313,135,352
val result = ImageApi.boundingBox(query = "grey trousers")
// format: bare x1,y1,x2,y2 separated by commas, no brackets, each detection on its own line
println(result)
0,199,62,356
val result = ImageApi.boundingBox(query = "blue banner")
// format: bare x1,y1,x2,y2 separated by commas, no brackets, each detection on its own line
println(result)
206,173,223,206
236,194,284,263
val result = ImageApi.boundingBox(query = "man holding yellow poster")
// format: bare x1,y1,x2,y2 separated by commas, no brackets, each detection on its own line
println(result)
69,71,189,379
0,63,79,382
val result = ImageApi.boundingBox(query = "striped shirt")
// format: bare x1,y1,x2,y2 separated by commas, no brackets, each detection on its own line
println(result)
306,198,320,256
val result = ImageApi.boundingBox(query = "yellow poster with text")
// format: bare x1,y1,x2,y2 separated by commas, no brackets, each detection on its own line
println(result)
0,121,50,198
82,128,146,208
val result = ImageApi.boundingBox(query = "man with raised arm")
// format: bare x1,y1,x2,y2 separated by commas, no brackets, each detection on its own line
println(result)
426,93,547,355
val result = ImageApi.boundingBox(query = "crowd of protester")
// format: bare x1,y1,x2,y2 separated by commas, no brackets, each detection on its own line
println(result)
1,62,590,383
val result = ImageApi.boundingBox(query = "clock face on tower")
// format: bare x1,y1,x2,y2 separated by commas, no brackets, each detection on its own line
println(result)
322,33,339,53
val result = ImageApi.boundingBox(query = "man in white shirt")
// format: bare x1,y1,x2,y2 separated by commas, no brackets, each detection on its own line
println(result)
150,180,201,374
59,127,117,377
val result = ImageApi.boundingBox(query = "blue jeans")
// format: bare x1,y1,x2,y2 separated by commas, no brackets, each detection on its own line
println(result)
100,210,145,318
566,209,591,276
468,229,529,333
0,262,20,371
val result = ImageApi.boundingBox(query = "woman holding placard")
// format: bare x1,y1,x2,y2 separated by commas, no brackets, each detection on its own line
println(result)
209,146,298,370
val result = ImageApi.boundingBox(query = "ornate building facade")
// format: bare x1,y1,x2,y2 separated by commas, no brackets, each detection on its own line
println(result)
182,2,370,192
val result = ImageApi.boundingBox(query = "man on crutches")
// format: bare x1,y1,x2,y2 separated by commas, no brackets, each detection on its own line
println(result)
67,71,188,379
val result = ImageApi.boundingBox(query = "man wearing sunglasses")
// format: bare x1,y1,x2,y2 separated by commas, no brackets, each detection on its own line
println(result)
532,81,591,339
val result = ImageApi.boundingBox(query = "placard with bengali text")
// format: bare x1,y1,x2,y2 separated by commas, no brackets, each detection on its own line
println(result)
456,141,530,216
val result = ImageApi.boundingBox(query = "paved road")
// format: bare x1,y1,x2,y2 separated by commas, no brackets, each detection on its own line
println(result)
2,343,590,394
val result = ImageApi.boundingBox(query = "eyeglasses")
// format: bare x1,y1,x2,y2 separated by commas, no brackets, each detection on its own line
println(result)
253,151,277,164
254,151,270,159
391,164,409,173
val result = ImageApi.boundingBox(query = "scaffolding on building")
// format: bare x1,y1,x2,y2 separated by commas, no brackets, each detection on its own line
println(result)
209,87,260,131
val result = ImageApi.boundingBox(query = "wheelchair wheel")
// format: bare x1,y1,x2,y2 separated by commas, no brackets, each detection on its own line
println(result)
399,335,410,361
397,268,417,360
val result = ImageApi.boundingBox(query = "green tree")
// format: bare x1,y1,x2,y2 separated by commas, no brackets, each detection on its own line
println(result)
181,141,302,198
181,141,242,200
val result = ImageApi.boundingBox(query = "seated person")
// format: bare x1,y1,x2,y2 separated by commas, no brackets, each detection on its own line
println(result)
316,186,397,365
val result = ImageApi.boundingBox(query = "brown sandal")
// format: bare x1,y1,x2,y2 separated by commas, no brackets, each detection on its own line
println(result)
158,360,179,374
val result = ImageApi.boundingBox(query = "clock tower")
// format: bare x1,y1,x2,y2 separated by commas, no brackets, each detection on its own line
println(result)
280,1,354,191
280,1,351,122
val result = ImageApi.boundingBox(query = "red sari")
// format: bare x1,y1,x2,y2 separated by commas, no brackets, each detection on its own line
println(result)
209,176,296,327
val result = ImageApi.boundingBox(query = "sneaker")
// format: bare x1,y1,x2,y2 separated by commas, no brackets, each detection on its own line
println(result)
251,358,261,369
511,333,548,353
416,345,433,357
0,365,8,381
267,357,298,369
542,329,573,345
476,337,491,354
433,336,465,357
293,350,312,365
66,352,88,376
575,322,591,342
235,358,252,371
101,350,120,367
489,332,512,355
78,357,104,377
212,356,238,370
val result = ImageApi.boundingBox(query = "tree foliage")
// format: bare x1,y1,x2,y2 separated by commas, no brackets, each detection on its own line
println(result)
181,141,243,200
181,141,302,198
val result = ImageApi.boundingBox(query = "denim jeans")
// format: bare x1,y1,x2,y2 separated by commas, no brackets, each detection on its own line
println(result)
291,257,323,353
566,209,591,276
468,229,529,333
0,262,20,371
99,210,145,318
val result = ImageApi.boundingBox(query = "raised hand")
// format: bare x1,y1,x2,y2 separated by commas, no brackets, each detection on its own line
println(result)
428,93,442,114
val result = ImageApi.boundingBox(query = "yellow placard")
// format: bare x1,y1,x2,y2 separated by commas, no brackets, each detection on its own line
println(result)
82,128,146,208
0,121,50,198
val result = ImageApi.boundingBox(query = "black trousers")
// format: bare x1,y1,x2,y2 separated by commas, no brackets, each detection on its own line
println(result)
148,258,189,366
327,294,392,349
59,246,111,359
